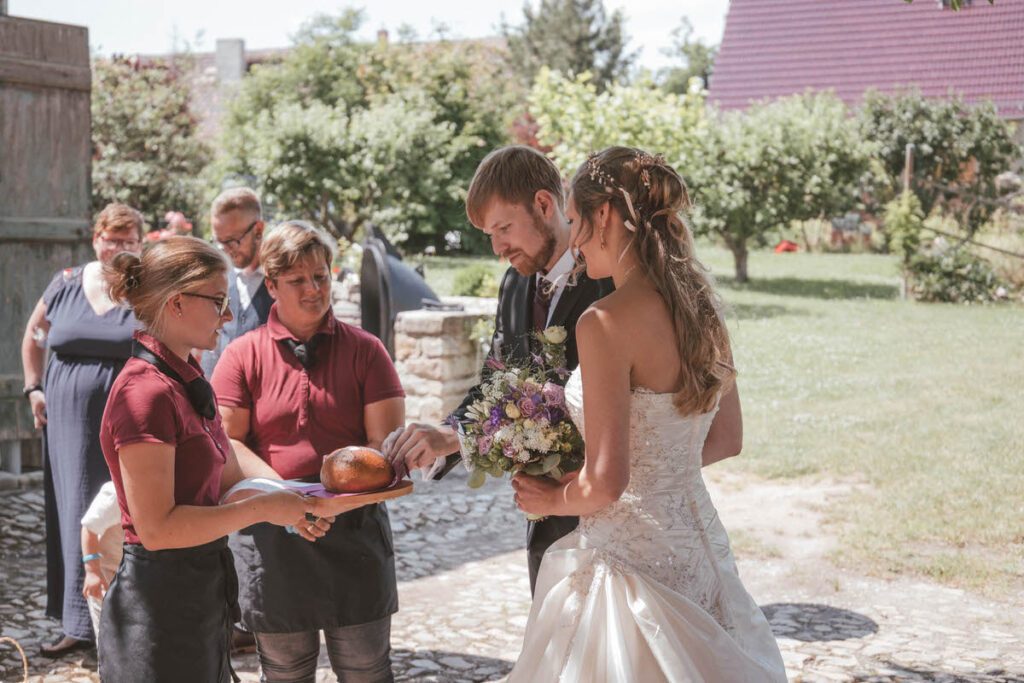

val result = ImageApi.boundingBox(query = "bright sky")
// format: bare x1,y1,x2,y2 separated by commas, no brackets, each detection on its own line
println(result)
11,0,729,71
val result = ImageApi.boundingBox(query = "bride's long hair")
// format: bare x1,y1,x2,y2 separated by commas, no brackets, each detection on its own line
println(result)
570,146,734,415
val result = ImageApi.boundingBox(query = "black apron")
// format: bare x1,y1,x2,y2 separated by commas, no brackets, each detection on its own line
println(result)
99,537,240,683
230,503,397,634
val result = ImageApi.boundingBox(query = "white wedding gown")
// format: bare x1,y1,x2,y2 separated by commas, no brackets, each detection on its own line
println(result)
509,370,787,682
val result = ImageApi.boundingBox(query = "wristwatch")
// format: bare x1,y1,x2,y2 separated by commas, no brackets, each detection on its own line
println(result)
22,384,43,399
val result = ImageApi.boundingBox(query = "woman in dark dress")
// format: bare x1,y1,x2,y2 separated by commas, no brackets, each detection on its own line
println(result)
20,204,144,656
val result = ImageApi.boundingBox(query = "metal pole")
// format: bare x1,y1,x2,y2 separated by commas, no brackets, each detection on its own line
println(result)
902,143,915,192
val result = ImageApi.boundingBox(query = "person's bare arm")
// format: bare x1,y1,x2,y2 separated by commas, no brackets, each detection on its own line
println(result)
21,299,49,428
80,525,108,599
701,381,743,467
513,308,632,517
219,405,281,480
364,397,405,451
119,442,315,550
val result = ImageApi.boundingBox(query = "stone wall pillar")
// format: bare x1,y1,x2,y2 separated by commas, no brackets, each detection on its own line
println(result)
394,307,493,424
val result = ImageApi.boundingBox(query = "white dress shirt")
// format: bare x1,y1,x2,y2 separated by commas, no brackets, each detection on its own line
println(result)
536,247,576,327
236,267,265,313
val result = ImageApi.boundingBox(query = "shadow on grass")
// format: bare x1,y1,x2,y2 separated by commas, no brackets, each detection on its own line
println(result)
720,276,899,301
763,602,878,641
727,302,803,320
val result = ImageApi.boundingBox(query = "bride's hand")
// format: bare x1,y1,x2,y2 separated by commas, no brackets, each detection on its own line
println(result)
511,473,564,516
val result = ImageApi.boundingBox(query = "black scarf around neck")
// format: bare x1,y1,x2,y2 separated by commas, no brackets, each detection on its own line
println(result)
131,341,217,420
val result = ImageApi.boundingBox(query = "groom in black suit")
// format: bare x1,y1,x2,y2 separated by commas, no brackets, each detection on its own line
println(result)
384,145,612,593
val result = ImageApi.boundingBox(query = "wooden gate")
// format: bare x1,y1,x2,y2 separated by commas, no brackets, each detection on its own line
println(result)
0,13,92,474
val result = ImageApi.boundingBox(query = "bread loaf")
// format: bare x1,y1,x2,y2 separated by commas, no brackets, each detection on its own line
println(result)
320,446,394,493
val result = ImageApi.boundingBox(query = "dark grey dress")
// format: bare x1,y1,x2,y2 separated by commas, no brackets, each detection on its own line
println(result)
41,266,136,641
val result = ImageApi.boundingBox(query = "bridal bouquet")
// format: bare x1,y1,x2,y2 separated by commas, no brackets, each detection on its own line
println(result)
454,326,584,490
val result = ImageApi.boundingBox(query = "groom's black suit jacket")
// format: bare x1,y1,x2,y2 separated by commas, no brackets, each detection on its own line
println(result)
439,264,614,594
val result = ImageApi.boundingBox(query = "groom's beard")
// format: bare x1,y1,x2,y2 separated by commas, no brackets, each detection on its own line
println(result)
513,215,558,277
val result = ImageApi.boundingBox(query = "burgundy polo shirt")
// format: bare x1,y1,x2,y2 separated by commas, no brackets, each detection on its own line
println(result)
210,305,405,480
101,331,231,545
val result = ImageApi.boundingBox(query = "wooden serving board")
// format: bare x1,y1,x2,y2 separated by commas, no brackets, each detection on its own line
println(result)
221,477,414,516
312,479,414,515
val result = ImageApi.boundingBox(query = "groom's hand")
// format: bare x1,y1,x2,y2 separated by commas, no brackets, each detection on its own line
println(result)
382,423,459,473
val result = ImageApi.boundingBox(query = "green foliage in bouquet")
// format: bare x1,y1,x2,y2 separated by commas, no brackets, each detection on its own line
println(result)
456,327,584,489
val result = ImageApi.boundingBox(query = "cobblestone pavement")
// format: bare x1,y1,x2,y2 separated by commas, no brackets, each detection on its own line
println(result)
2,470,1022,682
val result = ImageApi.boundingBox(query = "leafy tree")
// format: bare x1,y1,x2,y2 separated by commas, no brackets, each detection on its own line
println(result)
219,11,515,251
859,89,1020,235
659,17,717,94
502,0,636,91
232,94,475,248
883,190,926,267
528,69,706,177
687,94,874,282
530,77,869,282
91,56,211,227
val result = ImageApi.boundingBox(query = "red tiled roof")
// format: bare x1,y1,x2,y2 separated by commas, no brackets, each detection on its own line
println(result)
709,0,1024,119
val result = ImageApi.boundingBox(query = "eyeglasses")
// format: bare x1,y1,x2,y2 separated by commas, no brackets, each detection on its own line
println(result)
182,292,231,317
98,234,141,250
215,220,259,251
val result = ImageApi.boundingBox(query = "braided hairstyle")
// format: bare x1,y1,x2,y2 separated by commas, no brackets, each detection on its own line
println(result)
570,146,734,415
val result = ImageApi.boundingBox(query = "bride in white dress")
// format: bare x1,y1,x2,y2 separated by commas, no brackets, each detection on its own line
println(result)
509,147,786,682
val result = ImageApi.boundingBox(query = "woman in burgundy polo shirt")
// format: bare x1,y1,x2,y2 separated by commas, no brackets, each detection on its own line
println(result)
98,237,325,683
211,221,405,683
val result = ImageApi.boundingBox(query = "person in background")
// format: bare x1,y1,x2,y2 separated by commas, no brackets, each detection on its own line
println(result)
202,187,273,653
98,236,327,682
200,187,272,377
145,210,193,242
211,221,405,683
20,203,143,657
79,481,123,642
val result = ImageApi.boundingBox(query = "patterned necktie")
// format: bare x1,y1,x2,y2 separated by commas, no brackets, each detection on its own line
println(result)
532,279,553,332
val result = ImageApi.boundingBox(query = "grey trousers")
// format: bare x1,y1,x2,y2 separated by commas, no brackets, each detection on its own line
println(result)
254,617,393,683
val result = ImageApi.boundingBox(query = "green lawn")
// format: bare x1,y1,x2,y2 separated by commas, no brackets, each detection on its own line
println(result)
708,248,1023,596
423,247,1024,596
421,255,503,297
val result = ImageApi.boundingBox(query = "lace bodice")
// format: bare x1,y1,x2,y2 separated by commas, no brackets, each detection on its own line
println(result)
563,369,737,629
565,369,719,496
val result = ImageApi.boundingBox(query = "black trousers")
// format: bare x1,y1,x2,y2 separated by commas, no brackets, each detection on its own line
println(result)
527,515,579,595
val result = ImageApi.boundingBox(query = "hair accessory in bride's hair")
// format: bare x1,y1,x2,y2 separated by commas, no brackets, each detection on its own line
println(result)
620,188,638,233
634,151,666,190
587,153,644,232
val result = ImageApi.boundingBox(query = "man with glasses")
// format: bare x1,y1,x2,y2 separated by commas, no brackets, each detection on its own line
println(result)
201,187,273,655
200,187,273,378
